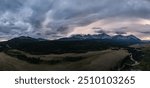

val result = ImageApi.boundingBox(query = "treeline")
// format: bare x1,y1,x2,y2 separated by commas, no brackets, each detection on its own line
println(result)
6,40,116,55
5,50,84,65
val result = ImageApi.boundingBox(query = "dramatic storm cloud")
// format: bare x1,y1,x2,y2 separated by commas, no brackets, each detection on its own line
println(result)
0,0,150,40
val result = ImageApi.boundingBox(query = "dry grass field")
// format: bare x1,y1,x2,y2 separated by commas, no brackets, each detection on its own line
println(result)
0,49,129,71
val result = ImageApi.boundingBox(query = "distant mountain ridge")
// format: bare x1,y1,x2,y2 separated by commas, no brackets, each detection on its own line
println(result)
59,33,141,43
0,33,142,51
60,33,111,40
0,34,142,54
8,33,141,44
112,34,141,42
2,33,141,45
3,33,141,43
8,36,47,43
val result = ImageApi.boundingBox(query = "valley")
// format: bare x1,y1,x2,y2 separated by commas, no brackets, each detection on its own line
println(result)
130,44,150,70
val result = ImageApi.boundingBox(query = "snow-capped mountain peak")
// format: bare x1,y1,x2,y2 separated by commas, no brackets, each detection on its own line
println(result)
59,33,141,44
71,33,111,40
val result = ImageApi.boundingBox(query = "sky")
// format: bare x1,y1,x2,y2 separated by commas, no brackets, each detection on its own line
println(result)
0,0,150,41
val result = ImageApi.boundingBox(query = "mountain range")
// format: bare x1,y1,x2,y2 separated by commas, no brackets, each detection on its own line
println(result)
59,33,141,43
0,33,142,45
0,33,143,54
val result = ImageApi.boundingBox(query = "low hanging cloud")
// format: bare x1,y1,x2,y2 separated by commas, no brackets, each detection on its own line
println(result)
0,0,150,40
93,27,127,35
140,31,150,34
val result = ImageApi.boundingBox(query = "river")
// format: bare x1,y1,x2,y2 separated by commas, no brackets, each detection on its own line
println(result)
118,47,143,71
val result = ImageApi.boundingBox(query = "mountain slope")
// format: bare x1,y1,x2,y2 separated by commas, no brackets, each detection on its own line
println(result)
8,36,47,43
112,35,141,44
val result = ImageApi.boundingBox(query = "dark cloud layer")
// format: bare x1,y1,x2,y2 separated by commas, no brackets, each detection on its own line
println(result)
0,0,150,40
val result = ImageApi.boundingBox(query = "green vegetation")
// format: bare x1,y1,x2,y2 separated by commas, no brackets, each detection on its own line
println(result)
5,50,41,64
135,46,150,70
4,50,85,65
6,40,124,55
